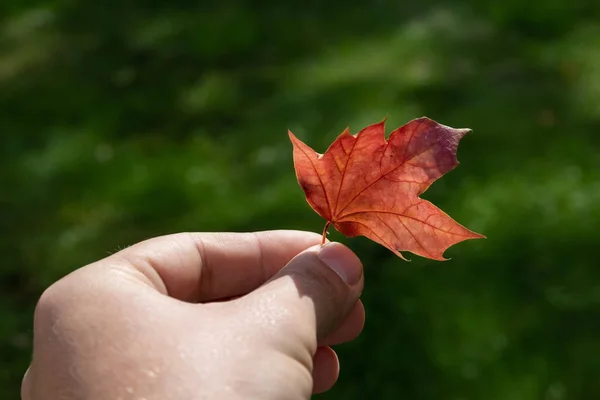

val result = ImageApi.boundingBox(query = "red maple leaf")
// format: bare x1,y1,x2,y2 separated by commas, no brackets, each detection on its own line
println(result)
289,117,485,261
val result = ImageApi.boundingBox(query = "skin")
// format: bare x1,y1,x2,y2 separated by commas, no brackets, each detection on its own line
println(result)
21,230,365,400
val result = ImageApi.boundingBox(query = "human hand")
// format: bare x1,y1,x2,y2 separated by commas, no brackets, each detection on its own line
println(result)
21,230,365,399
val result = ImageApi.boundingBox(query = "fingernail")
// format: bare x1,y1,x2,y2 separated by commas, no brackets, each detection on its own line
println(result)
317,243,363,286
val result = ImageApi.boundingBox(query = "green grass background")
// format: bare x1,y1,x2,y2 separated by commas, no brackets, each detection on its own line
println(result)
2,0,600,398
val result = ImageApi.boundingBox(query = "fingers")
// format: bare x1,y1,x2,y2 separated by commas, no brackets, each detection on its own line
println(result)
110,230,322,302
239,242,364,357
311,347,339,394
21,367,31,400
319,300,365,346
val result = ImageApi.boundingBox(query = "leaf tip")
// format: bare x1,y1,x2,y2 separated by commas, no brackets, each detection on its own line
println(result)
466,229,486,240
393,248,411,262
417,116,473,138
288,129,309,150
455,127,473,138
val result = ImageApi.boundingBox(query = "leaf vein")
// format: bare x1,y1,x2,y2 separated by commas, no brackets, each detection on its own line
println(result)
340,210,472,237
296,143,333,220
336,139,439,216
332,135,359,217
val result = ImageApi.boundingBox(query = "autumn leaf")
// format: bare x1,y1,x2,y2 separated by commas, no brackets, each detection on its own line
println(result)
289,117,485,261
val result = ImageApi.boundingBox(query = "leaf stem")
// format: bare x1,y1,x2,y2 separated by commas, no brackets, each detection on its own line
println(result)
321,221,331,245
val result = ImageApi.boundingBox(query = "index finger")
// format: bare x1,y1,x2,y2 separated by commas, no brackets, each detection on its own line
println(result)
109,230,323,302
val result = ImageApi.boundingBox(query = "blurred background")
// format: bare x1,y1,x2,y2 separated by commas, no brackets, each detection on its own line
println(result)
2,0,600,398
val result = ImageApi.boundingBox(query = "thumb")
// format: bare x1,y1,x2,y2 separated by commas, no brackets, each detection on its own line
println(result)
239,242,364,352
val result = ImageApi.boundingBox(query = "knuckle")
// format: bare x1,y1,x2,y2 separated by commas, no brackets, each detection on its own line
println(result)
34,280,67,322
33,267,98,330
